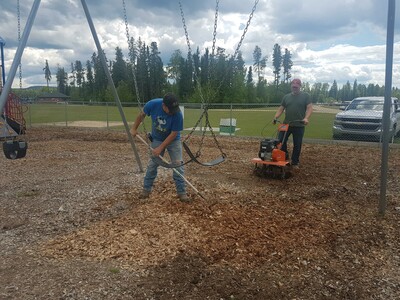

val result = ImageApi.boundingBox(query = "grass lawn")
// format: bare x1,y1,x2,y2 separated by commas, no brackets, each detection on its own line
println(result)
25,103,338,140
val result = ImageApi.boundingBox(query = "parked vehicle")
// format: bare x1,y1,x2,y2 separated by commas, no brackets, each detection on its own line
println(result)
332,97,400,142
339,100,351,110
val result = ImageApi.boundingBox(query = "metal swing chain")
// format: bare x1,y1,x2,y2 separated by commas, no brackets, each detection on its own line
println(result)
17,0,22,89
122,0,134,64
203,108,226,158
180,0,259,102
179,1,207,106
179,0,210,149
179,0,258,158
212,0,259,96
208,0,219,84
122,0,148,136
179,1,192,55
123,0,139,98
185,108,207,155
232,0,259,61
182,107,226,159
211,0,219,58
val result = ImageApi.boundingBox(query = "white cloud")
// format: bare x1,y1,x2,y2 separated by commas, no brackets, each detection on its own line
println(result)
0,0,399,90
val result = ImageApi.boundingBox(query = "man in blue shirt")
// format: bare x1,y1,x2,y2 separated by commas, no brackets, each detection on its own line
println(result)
130,93,189,202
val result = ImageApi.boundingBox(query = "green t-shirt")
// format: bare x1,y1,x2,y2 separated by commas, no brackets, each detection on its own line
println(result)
281,92,311,127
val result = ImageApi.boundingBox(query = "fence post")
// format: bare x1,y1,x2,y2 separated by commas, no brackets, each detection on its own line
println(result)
64,100,68,127
106,102,109,129
230,103,233,136
28,103,32,128
200,103,204,132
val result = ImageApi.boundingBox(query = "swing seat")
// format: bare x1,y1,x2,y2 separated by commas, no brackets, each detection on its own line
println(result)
151,156,184,169
183,141,226,167
3,140,28,159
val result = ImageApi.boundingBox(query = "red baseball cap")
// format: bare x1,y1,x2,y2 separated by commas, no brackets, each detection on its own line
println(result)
291,78,302,87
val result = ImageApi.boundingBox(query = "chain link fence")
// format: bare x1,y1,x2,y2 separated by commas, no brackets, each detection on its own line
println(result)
24,100,400,143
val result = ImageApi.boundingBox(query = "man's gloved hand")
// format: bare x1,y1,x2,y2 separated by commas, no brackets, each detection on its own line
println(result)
273,118,278,125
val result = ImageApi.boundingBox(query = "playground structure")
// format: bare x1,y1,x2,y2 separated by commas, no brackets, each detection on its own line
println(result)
0,0,260,199
0,36,28,159
0,0,143,167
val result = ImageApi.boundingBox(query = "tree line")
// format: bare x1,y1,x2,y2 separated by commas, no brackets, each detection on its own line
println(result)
22,39,400,104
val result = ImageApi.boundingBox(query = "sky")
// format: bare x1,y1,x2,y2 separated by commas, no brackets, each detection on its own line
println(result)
0,0,399,89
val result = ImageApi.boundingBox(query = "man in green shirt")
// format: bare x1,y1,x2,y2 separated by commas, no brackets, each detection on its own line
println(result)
273,78,313,167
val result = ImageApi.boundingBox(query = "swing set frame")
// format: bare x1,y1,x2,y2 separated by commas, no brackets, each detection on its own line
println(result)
124,0,258,168
0,0,144,170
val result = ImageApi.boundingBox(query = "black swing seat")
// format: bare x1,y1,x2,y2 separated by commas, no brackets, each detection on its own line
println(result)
151,156,184,169
3,140,28,159
149,143,226,168
183,141,226,167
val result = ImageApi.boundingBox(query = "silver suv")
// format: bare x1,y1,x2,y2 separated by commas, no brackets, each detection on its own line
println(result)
332,97,400,142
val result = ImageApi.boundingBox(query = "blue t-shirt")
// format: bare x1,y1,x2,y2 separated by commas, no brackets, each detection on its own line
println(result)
143,98,183,141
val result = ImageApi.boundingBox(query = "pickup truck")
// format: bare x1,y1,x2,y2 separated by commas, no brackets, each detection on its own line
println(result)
332,96,400,142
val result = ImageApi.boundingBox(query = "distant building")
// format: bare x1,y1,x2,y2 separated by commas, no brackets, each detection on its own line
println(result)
36,92,70,103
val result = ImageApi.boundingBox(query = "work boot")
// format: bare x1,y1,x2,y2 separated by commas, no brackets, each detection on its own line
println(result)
140,189,151,199
178,193,191,203
291,163,300,170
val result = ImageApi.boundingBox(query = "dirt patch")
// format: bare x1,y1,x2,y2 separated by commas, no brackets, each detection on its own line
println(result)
1,127,400,299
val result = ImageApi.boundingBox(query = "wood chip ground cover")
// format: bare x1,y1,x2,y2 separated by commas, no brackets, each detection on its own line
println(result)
1,127,399,299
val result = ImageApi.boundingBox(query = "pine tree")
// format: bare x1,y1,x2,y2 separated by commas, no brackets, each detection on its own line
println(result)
246,66,256,102
69,62,76,87
135,40,150,101
85,60,94,98
56,65,67,94
272,43,282,88
111,47,128,88
148,42,165,98
74,60,84,89
282,48,293,83
329,80,338,99
167,50,184,85
200,48,210,86
43,60,52,91
352,79,358,99
252,45,267,82
193,47,201,89
91,52,108,101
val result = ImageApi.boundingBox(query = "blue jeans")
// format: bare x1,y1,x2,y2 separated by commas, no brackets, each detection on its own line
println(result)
143,139,186,195
278,126,305,165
